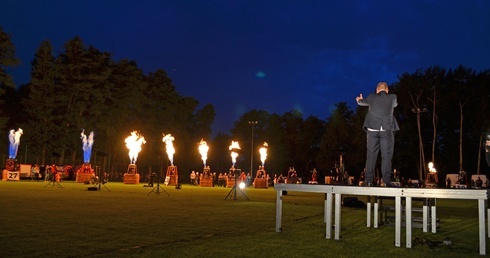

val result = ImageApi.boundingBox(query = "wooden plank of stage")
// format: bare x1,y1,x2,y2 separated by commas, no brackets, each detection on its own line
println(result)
274,184,490,255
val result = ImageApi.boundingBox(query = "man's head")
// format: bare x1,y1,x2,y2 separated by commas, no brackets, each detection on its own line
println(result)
376,82,389,93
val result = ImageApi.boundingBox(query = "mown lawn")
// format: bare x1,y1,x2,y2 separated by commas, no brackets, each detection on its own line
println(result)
0,180,485,257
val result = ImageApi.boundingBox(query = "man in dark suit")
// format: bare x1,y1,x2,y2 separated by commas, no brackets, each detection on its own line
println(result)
356,82,399,187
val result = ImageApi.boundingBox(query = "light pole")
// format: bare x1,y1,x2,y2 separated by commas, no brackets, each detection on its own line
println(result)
248,121,258,181
412,107,427,181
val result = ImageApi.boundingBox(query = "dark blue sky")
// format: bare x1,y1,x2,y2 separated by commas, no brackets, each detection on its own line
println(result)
2,0,489,134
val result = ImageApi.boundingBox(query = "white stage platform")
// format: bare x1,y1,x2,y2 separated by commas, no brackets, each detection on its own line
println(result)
274,184,489,255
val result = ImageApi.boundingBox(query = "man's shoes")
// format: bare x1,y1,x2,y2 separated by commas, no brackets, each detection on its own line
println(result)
361,182,397,187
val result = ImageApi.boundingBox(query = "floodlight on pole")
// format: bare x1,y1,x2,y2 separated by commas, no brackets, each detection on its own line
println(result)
248,121,258,180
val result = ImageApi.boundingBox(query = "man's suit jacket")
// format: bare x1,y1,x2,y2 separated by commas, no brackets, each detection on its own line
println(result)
358,91,399,131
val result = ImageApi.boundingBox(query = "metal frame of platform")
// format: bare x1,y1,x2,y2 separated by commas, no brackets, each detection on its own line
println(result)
274,184,490,255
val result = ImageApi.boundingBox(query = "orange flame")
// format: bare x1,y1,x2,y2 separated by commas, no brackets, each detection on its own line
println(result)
162,133,175,165
125,131,146,164
259,142,268,167
428,162,437,173
198,139,209,167
229,141,240,166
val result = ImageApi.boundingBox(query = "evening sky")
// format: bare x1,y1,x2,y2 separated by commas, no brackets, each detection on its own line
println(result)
2,0,489,134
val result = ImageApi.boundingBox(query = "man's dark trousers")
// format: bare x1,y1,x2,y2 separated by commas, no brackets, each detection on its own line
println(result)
365,130,394,184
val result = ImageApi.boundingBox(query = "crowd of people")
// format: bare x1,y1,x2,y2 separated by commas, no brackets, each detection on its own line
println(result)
189,169,255,187
186,165,490,189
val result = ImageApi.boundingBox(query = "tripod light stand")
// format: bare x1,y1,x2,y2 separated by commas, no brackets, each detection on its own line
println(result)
43,172,63,188
92,166,110,191
147,172,170,196
224,168,249,200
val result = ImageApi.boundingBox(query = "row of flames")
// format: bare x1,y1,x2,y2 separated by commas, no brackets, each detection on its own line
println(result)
124,131,176,165
124,131,268,168
9,129,440,175
6,128,268,168
211,140,269,168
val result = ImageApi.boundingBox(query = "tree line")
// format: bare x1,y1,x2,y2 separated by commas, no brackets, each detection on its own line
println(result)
1,28,489,185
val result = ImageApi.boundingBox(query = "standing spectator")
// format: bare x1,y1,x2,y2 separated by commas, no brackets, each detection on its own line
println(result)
277,174,285,183
240,171,246,182
246,173,252,187
30,165,36,181
44,165,51,182
213,172,217,187
343,170,350,185
33,164,40,182
218,173,224,187
51,164,59,182
476,177,483,188
359,168,366,186
190,171,196,186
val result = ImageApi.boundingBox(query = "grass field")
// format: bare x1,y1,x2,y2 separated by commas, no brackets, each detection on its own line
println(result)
0,180,485,257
